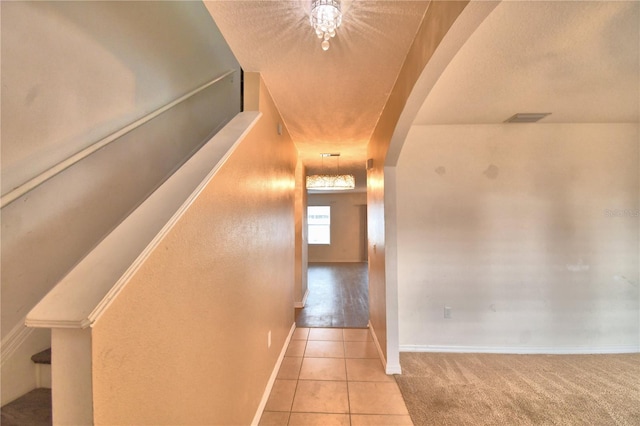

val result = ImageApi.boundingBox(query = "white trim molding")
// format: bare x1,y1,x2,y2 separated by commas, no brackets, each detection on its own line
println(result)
0,319,33,366
369,321,402,375
294,288,310,309
251,323,296,426
400,344,640,355
385,360,402,375
368,321,386,367
25,112,261,329
1,70,236,208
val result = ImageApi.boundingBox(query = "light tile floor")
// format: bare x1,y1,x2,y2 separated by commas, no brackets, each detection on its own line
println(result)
259,327,413,426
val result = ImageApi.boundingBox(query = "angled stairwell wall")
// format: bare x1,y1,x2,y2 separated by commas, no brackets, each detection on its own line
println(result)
91,77,297,425
1,1,239,405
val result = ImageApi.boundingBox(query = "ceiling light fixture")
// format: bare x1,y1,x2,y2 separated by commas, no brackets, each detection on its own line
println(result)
310,0,342,51
306,153,355,191
505,113,551,123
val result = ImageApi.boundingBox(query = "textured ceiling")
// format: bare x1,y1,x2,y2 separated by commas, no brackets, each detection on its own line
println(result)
204,1,430,179
205,0,638,192
414,1,640,125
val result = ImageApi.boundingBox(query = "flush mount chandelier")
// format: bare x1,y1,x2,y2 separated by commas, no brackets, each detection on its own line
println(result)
306,153,355,191
310,0,342,51
306,174,355,190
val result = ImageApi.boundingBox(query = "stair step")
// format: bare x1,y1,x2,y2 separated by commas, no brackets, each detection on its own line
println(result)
31,348,51,365
0,388,52,426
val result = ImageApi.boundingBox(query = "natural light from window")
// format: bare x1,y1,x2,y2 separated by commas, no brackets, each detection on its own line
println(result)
308,206,330,244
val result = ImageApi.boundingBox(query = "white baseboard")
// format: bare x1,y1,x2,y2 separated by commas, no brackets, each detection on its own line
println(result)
294,289,309,309
251,323,296,426
400,344,640,355
385,361,402,375
368,321,397,374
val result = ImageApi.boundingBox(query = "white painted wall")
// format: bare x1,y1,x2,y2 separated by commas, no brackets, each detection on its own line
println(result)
1,1,238,194
1,1,239,405
397,124,639,353
308,192,367,263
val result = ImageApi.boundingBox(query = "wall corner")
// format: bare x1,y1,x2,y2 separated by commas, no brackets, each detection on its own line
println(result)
243,72,261,112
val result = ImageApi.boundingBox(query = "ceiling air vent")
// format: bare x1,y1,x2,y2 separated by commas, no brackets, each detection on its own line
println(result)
504,113,551,123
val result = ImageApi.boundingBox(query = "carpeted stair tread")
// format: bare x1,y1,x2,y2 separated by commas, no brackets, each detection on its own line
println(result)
0,388,52,426
31,348,51,364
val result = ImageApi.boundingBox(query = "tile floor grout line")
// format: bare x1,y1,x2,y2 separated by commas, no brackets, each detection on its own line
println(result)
287,374,297,425
263,327,412,425
286,331,306,426
343,329,353,425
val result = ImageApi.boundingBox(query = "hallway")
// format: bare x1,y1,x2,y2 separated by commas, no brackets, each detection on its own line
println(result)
295,263,369,329
259,327,412,425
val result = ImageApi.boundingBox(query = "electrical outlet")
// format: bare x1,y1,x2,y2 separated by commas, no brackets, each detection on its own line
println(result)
268,331,272,348
444,306,452,319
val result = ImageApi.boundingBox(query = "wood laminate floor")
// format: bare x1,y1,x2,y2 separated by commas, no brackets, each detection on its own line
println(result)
295,262,369,328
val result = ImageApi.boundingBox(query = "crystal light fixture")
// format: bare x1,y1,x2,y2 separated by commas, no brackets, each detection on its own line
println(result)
306,153,355,191
306,174,355,190
310,0,342,51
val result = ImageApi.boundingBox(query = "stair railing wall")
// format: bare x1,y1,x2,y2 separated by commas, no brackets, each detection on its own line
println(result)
1,1,242,407
1,70,240,405
26,112,261,422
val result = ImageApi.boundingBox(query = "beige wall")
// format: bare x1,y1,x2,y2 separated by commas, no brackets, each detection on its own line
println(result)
367,1,469,370
0,1,239,405
397,124,639,351
366,155,389,359
295,161,309,304
92,78,298,425
308,192,367,263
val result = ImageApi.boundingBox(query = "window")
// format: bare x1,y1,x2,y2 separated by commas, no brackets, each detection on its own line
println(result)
308,206,330,244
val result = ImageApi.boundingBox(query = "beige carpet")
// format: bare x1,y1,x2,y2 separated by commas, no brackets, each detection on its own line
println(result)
395,352,640,426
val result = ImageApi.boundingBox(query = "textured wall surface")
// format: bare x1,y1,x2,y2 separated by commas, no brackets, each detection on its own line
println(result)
397,124,639,352
308,192,367,263
367,1,469,369
0,1,239,405
92,78,297,425
295,161,309,304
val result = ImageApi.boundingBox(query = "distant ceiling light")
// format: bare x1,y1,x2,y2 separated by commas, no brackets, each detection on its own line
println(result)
505,113,552,123
310,0,342,51
306,153,355,190
306,174,355,190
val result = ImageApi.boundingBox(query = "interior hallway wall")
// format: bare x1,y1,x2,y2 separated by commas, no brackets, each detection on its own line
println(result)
308,192,367,263
92,77,297,425
0,1,239,405
295,161,309,305
367,1,470,371
397,123,639,352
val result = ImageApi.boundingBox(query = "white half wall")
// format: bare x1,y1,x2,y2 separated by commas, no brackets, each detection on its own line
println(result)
397,123,639,353
91,77,297,425
1,1,239,405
